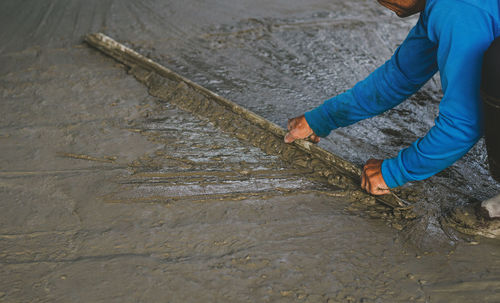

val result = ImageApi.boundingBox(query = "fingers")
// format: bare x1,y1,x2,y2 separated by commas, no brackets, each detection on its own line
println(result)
284,115,319,144
308,134,320,144
362,168,375,194
361,159,390,196
374,186,391,195
285,117,300,143
284,131,296,143
284,131,320,144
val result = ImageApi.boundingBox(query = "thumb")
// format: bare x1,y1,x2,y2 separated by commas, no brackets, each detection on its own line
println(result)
284,131,296,143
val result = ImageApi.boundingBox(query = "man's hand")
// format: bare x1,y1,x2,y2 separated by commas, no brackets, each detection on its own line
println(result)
361,159,391,195
284,115,320,144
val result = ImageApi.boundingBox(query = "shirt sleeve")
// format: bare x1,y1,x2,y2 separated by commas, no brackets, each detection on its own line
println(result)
305,15,438,137
381,1,493,188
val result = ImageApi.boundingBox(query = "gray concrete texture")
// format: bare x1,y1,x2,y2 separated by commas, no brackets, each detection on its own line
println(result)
1,0,499,302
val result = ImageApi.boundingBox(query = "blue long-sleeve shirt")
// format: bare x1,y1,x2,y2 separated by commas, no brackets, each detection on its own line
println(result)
305,0,500,188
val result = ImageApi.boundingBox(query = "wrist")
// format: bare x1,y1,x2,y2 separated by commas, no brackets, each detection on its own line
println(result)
304,106,337,137
381,157,407,188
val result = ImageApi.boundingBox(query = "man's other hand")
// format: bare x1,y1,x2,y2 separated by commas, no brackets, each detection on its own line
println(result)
361,159,391,195
284,115,320,144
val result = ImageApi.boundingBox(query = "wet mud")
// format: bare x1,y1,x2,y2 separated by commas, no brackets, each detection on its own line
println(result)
1,0,500,302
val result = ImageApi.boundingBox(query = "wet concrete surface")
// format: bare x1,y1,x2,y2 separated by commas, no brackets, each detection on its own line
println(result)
1,0,500,302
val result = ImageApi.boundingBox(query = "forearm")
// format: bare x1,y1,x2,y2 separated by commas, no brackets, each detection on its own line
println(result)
380,0,493,188
305,17,437,137
381,114,482,187
306,61,414,136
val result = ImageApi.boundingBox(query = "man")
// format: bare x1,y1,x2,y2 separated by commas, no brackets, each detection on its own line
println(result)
284,0,500,204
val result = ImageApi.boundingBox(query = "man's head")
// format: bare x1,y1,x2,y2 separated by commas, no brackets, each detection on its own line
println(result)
377,0,426,17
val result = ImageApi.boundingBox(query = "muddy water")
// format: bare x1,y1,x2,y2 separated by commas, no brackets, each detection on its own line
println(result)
1,0,500,302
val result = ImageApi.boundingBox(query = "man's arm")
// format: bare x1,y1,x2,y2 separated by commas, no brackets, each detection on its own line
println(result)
381,0,494,188
286,14,439,195
304,15,438,138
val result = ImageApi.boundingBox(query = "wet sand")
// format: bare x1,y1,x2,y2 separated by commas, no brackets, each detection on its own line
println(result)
1,0,500,302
